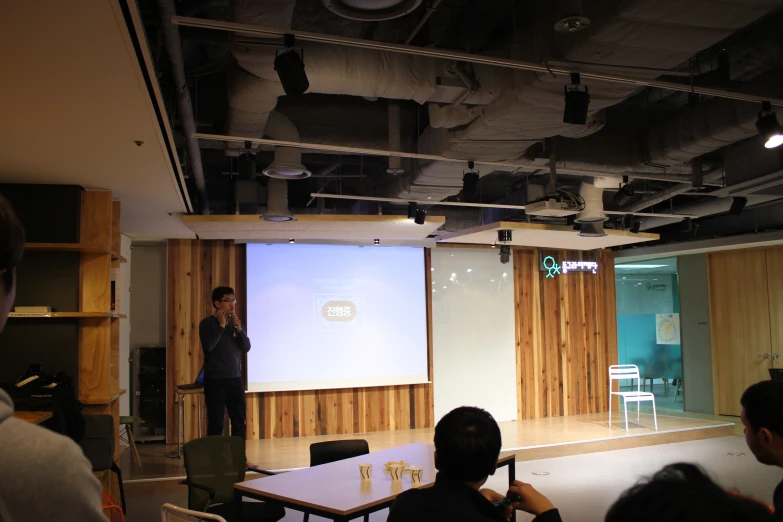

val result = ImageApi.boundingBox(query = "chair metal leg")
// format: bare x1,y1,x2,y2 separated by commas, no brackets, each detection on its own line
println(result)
126,424,142,467
652,399,658,431
608,392,612,427
623,398,629,432
637,397,640,426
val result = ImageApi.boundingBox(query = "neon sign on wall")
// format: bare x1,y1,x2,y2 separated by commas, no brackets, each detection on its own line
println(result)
541,255,598,278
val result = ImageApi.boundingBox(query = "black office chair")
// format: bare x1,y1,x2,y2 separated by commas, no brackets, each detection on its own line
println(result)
309,439,370,467
304,440,370,522
183,436,285,522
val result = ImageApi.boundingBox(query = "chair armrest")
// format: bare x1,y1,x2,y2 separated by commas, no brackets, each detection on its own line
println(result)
246,467,277,476
181,479,216,512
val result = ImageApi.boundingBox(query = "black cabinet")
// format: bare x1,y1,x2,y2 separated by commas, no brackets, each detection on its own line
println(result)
131,346,165,441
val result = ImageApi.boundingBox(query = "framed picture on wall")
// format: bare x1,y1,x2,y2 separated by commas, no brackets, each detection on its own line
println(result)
656,313,681,345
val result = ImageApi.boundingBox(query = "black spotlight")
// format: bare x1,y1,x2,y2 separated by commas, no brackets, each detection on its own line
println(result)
407,201,417,219
756,101,783,149
630,219,641,234
414,208,427,225
563,73,590,125
613,184,635,207
288,238,295,244
274,35,309,96
499,245,511,264
680,218,694,233
462,171,480,202
238,151,257,180
730,196,748,215
498,229,512,243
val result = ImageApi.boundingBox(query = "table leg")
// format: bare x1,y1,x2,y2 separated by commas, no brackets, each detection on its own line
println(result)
197,393,202,438
233,489,243,520
508,460,516,485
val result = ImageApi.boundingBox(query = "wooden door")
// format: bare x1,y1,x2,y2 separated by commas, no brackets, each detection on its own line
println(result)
708,249,772,416
767,247,783,368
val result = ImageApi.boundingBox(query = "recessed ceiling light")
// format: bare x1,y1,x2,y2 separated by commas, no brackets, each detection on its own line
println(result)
466,268,472,272
443,286,447,289
288,238,295,244
431,267,435,271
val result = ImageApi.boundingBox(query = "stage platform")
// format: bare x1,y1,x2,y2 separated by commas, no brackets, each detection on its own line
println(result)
122,412,736,482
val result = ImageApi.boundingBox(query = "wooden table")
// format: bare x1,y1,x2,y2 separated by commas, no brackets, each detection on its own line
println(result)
234,442,516,522
14,411,53,425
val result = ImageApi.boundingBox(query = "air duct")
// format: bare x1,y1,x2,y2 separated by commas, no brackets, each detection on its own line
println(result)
575,180,609,223
155,0,209,214
263,178,295,222
578,222,607,237
262,110,311,180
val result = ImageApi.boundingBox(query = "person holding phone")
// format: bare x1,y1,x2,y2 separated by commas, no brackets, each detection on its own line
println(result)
199,286,251,441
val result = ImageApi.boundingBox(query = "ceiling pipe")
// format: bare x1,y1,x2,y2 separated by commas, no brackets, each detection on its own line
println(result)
195,132,720,186
404,0,442,45
172,16,783,107
156,0,209,214
387,101,403,175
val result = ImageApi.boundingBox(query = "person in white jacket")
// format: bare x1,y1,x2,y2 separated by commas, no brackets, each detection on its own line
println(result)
0,194,105,522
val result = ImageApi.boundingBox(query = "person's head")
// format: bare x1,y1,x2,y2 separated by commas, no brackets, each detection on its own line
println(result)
0,194,24,332
211,286,236,314
605,463,773,522
740,380,783,466
433,406,502,485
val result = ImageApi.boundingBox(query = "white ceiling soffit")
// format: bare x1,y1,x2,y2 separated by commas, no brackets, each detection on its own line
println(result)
181,214,446,242
613,230,783,263
0,1,194,240
438,222,659,251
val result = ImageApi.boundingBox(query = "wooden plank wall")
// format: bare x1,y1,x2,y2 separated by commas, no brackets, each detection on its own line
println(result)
166,239,236,443
167,241,434,441
513,248,618,420
707,246,783,416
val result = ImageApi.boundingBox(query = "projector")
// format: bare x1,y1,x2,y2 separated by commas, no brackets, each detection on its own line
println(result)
525,199,579,217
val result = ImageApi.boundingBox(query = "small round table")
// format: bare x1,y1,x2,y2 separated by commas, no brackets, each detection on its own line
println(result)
175,384,204,458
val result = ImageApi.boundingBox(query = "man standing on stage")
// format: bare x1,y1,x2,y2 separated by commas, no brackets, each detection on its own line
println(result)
199,286,251,441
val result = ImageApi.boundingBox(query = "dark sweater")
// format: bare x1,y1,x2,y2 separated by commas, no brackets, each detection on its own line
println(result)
774,478,783,521
199,315,251,379
387,474,562,522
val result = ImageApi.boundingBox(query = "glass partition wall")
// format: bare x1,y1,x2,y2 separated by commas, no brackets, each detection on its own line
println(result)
615,257,683,412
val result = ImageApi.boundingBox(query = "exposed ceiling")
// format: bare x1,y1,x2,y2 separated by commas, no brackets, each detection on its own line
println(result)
129,0,783,248
0,1,194,239
8,0,783,249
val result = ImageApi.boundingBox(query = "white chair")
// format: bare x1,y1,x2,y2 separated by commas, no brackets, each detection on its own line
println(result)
608,364,658,432
161,504,227,522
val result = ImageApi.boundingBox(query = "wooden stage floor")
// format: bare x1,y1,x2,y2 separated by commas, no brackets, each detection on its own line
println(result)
122,412,736,482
